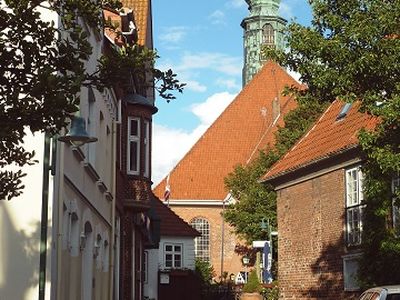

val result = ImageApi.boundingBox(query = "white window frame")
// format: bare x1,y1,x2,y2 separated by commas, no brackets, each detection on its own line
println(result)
343,253,361,291
144,120,150,178
190,218,210,262
392,175,400,235
127,117,140,175
164,243,183,269
345,166,365,246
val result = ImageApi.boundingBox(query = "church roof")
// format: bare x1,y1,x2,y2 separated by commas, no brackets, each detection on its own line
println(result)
153,61,301,201
152,196,200,237
262,100,378,182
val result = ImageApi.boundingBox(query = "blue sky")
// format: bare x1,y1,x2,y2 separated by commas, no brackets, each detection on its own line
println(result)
151,0,313,185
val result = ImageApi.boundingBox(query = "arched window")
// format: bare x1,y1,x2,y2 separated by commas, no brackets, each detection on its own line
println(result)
70,212,80,256
262,23,274,46
190,217,210,262
94,234,103,269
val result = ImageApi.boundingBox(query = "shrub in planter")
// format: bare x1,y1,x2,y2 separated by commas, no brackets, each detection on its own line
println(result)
241,270,262,300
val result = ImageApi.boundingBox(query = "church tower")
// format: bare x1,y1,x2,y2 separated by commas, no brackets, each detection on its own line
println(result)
241,0,287,86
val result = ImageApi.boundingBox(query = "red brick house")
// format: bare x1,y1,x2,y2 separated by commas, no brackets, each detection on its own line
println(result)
104,1,160,299
262,100,377,299
153,61,300,279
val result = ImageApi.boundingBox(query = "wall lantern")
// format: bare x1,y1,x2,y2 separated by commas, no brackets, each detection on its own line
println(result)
242,255,250,266
58,116,97,147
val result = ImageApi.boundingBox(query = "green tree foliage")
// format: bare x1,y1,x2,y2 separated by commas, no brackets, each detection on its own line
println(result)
263,0,400,286
224,97,325,244
195,258,215,286
0,0,184,201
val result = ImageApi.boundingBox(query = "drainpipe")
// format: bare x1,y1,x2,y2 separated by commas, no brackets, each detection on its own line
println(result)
109,120,117,299
38,133,51,300
220,199,225,280
55,134,65,300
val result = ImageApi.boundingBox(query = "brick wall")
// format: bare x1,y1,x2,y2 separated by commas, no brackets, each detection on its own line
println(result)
277,169,358,300
170,205,245,280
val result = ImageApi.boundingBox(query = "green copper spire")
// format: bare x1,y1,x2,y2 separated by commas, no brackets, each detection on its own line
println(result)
241,0,287,86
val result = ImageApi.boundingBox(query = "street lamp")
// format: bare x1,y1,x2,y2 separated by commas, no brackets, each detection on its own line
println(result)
58,116,97,146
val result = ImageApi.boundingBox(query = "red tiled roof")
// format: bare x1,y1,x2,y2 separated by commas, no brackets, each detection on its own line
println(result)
153,61,301,200
120,0,151,46
262,100,378,181
152,196,200,237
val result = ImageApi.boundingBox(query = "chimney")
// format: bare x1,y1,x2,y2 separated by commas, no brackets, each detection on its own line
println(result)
272,97,280,124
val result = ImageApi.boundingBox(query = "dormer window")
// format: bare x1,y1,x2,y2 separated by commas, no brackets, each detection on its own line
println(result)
127,117,140,175
337,103,352,120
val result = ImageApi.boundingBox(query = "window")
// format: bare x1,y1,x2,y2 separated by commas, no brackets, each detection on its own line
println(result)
144,120,150,178
392,175,400,235
127,117,140,174
190,218,210,262
164,243,182,268
262,23,274,46
69,212,80,256
343,254,361,291
346,167,365,246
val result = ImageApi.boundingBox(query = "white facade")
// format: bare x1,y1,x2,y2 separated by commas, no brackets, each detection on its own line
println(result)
52,20,118,299
144,248,159,300
0,7,118,300
0,133,53,299
143,236,196,300
158,237,196,271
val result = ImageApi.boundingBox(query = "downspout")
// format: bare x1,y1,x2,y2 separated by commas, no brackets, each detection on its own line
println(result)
220,199,225,279
109,120,117,299
56,135,65,300
38,133,51,300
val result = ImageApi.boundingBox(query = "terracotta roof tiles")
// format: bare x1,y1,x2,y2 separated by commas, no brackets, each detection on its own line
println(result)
262,100,378,181
153,61,301,200
152,196,200,237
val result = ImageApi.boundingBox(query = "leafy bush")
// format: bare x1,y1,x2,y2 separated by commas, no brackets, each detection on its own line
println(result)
261,282,279,300
195,259,215,286
242,270,261,293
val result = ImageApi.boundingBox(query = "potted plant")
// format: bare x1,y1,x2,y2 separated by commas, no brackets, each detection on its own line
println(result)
241,269,262,300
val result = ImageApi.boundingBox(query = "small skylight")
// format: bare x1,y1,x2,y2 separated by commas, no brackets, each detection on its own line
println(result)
336,103,352,120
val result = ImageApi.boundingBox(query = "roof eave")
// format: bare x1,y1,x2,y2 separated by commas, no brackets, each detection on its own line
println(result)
261,144,361,184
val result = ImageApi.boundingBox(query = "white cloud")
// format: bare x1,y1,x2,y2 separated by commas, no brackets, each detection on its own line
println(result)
184,80,207,92
215,78,241,90
227,0,246,8
191,92,236,125
152,92,237,185
177,52,242,76
208,10,226,25
158,26,187,43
